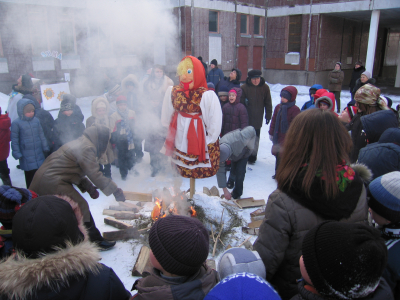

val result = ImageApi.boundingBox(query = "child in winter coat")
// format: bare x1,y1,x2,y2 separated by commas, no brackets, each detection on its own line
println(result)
218,85,230,109
86,97,113,178
268,86,300,178
0,107,11,186
109,95,136,180
301,84,323,111
314,91,337,115
11,98,49,187
221,88,248,136
368,172,400,299
52,95,85,152
131,215,218,300
292,221,393,300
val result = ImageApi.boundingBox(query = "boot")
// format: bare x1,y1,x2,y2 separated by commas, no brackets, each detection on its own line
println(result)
0,174,11,186
84,213,116,251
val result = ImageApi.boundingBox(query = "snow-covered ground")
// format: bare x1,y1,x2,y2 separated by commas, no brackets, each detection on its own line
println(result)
1,84,399,294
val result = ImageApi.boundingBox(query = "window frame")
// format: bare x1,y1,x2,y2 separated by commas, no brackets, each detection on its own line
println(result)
58,18,77,55
254,15,261,36
240,14,249,35
288,15,302,53
28,10,50,56
209,10,219,33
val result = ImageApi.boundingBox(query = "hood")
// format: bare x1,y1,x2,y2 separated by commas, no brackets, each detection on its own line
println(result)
313,89,328,103
230,87,242,104
361,110,399,143
315,92,336,112
310,84,323,90
121,74,140,93
245,76,266,87
232,68,242,82
83,124,111,157
21,94,40,109
91,97,110,117
220,126,256,159
379,128,400,145
16,98,36,120
282,86,297,102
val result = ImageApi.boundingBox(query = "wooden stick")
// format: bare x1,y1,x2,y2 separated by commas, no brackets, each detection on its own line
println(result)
131,246,152,277
102,227,139,241
123,191,152,202
190,178,195,199
138,226,152,232
219,237,225,247
238,236,252,247
104,217,133,229
212,209,225,257
233,200,243,209
114,212,141,220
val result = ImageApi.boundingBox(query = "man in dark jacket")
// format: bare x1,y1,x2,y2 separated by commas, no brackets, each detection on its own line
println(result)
240,70,272,163
217,126,256,200
198,56,208,78
349,61,365,100
0,195,131,300
216,68,242,94
358,128,400,181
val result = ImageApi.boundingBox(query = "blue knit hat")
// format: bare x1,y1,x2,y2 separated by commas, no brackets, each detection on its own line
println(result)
280,90,291,102
204,272,281,300
369,171,400,223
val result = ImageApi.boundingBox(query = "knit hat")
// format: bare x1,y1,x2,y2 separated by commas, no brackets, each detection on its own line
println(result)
149,215,209,276
204,272,281,300
229,89,237,95
116,95,127,104
346,105,358,120
23,103,35,115
207,82,215,89
335,62,341,68
218,248,266,281
355,61,363,66
220,143,232,162
21,74,33,89
354,83,380,106
379,95,393,108
248,69,262,79
362,71,372,79
369,172,400,223
211,59,218,66
302,221,387,299
12,195,85,257
198,56,203,61
108,84,121,95
60,100,74,113
280,90,291,102
0,186,38,229
61,94,77,106
218,85,230,97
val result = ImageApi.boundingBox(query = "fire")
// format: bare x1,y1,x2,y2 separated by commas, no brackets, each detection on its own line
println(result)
151,198,166,221
189,206,197,217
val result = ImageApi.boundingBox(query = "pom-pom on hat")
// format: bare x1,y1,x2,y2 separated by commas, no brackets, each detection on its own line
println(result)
369,172,400,224
302,221,387,299
149,215,209,276
0,186,38,229
116,95,127,104
204,272,281,300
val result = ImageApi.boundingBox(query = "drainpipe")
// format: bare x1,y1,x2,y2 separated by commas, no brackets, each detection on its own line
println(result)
234,0,237,68
191,0,194,55
305,0,312,85
178,2,182,58
263,0,268,73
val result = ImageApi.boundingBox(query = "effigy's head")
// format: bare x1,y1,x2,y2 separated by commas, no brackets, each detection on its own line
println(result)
177,57,195,90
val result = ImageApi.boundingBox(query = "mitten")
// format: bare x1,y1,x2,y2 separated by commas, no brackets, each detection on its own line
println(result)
265,119,270,125
87,185,99,199
113,188,125,202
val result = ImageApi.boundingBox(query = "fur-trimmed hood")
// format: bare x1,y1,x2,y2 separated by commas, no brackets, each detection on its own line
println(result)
121,74,140,94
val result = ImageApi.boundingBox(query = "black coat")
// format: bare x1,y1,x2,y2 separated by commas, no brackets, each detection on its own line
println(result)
349,66,366,92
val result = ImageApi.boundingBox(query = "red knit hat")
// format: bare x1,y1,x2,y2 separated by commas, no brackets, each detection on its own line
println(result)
116,95,127,104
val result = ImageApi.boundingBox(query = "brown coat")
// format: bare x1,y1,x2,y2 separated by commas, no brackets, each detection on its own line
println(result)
29,126,118,222
328,69,344,91
132,265,218,300
240,77,272,130
253,164,370,300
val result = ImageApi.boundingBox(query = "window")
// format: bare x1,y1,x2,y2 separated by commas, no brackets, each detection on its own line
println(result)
288,15,302,53
254,16,261,35
59,20,76,54
29,12,49,56
209,11,218,32
240,15,248,34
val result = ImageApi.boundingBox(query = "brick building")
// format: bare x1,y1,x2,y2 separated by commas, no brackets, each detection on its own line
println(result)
0,0,399,96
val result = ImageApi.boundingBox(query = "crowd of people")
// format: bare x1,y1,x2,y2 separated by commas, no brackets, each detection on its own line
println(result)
0,57,400,299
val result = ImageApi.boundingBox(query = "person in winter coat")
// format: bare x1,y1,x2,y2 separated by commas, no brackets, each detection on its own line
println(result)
207,59,224,87
347,84,397,162
7,74,33,123
198,56,208,78
11,98,49,188
328,62,344,113
240,70,272,164
349,61,366,101
253,109,370,300
104,84,123,116
0,108,11,186
217,126,256,200
110,96,136,180
216,68,242,94
29,124,126,251
221,88,248,136
0,195,131,300
358,128,400,180
142,66,174,177
349,70,376,106
218,85,230,109
269,86,300,178
22,94,54,155
291,221,393,300
52,95,85,152
86,97,114,178
0,185,38,259
314,91,337,114
131,215,218,300
301,84,323,111
338,105,358,124
368,172,400,299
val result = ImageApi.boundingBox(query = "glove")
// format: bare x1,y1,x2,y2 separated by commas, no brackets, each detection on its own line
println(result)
266,119,270,125
113,188,125,202
87,185,99,199
269,135,273,141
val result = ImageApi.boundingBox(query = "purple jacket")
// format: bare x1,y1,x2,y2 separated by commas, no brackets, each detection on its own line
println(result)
221,87,249,136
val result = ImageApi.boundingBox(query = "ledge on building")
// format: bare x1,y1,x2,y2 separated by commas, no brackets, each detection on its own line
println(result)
241,34,251,38
0,58,9,74
32,56,55,72
61,54,81,70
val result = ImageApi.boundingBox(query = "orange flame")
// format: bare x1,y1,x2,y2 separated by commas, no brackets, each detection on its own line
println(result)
190,206,197,217
151,198,166,221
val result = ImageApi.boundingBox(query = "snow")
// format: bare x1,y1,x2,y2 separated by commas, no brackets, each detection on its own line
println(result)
1,84,399,293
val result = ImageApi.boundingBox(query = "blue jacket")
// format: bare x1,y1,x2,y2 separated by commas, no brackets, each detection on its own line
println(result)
207,68,224,87
301,84,323,111
383,238,400,298
11,98,49,171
